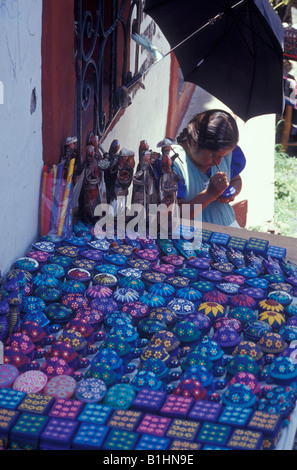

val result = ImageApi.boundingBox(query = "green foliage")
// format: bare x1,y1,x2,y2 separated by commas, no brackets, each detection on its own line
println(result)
269,0,290,10
274,144,297,238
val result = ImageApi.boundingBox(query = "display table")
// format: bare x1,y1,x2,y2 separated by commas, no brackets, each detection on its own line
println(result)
1,220,297,451
201,222,297,264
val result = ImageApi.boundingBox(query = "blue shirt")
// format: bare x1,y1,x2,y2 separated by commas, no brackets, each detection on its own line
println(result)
172,144,236,226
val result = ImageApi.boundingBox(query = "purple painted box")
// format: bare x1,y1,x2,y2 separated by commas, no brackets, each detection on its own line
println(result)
160,395,194,419
136,414,172,437
188,399,222,423
131,389,167,413
48,398,84,420
40,417,79,450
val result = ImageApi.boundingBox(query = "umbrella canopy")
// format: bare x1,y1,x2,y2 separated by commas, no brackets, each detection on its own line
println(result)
143,0,283,121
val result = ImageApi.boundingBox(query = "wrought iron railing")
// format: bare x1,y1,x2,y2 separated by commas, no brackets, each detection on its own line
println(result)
75,0,142,160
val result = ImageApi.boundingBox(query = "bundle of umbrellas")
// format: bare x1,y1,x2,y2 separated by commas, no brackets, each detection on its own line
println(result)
40,159,75,239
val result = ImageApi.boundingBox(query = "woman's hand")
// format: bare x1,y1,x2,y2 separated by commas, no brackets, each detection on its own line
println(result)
206,172,229,199
217,174,242,204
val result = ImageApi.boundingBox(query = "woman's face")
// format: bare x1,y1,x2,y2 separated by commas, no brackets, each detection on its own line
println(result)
190,143,235,173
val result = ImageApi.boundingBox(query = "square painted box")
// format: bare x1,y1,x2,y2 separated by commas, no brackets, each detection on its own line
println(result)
188,400,222,423
160,395,194,419
202,444,231,450
135,434,171,450
102,429,139,450
131,389,167,413
196,421,232,447
48,398,84,420
0,388,25,410
247,410,282,450
40,417,79,450
136,414,172,437
227,428,263,450
210,232,230,247
266,245,286,260
10,413,48,450
173,224,195,241
0,408,19,449
228,237,247,252
245,237,269,255
72,422,109,450
107,409,143,432
17,393,54,415
77,403,113,425
169,439,202,451
201,229,212,243
166,418,200,442
218,405,253,428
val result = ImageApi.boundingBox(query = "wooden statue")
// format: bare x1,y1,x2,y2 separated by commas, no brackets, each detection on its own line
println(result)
82,145,106,224
157,138,181,206
104,139,121,205
132,140,159,213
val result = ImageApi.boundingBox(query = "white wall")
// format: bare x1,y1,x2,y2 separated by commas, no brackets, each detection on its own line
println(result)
0,0,43,275
102,14,171,168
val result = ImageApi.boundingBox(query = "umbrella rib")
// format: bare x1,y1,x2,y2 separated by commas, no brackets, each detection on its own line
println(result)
162,0,247,60
228,0,282,55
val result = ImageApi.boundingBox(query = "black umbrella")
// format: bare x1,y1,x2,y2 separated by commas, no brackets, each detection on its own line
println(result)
143,0,284,122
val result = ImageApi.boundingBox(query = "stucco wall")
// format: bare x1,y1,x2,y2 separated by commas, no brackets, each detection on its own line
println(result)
102,14,172,168
0,0,43,275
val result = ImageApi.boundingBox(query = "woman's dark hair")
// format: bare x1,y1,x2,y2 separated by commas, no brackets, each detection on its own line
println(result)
177,109,239,151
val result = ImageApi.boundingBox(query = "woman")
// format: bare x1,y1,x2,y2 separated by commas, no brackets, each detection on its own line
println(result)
173,109,244,227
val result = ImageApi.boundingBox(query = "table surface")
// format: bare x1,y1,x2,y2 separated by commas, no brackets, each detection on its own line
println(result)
201,222,297,264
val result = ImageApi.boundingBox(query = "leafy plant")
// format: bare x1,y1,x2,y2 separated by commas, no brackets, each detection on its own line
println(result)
274,143,297,238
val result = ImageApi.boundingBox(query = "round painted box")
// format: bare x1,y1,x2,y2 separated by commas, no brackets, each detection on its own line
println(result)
173,379,207,401
175,287,203,305
258,310,286,331
44,374,77,399
13,370,48,393
172,321,202,347
113,288,140,304
202,290,228,307
222,383,257,408
92,273,118,290
0,364,19,389
229,293,257,310
232,341,264,366
122,301,149,325
197,302,225,323
75,378,107,403
269,356,297,385
229,307,257,325
149,307,178,327
243,320,272,342
167,298,196,318
104,383,135,409
67,268,92,285
258,298,285,314
118,276,145,294
213,326,242,354
257,332,288,355
148,282,175,300
86,285,113,301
